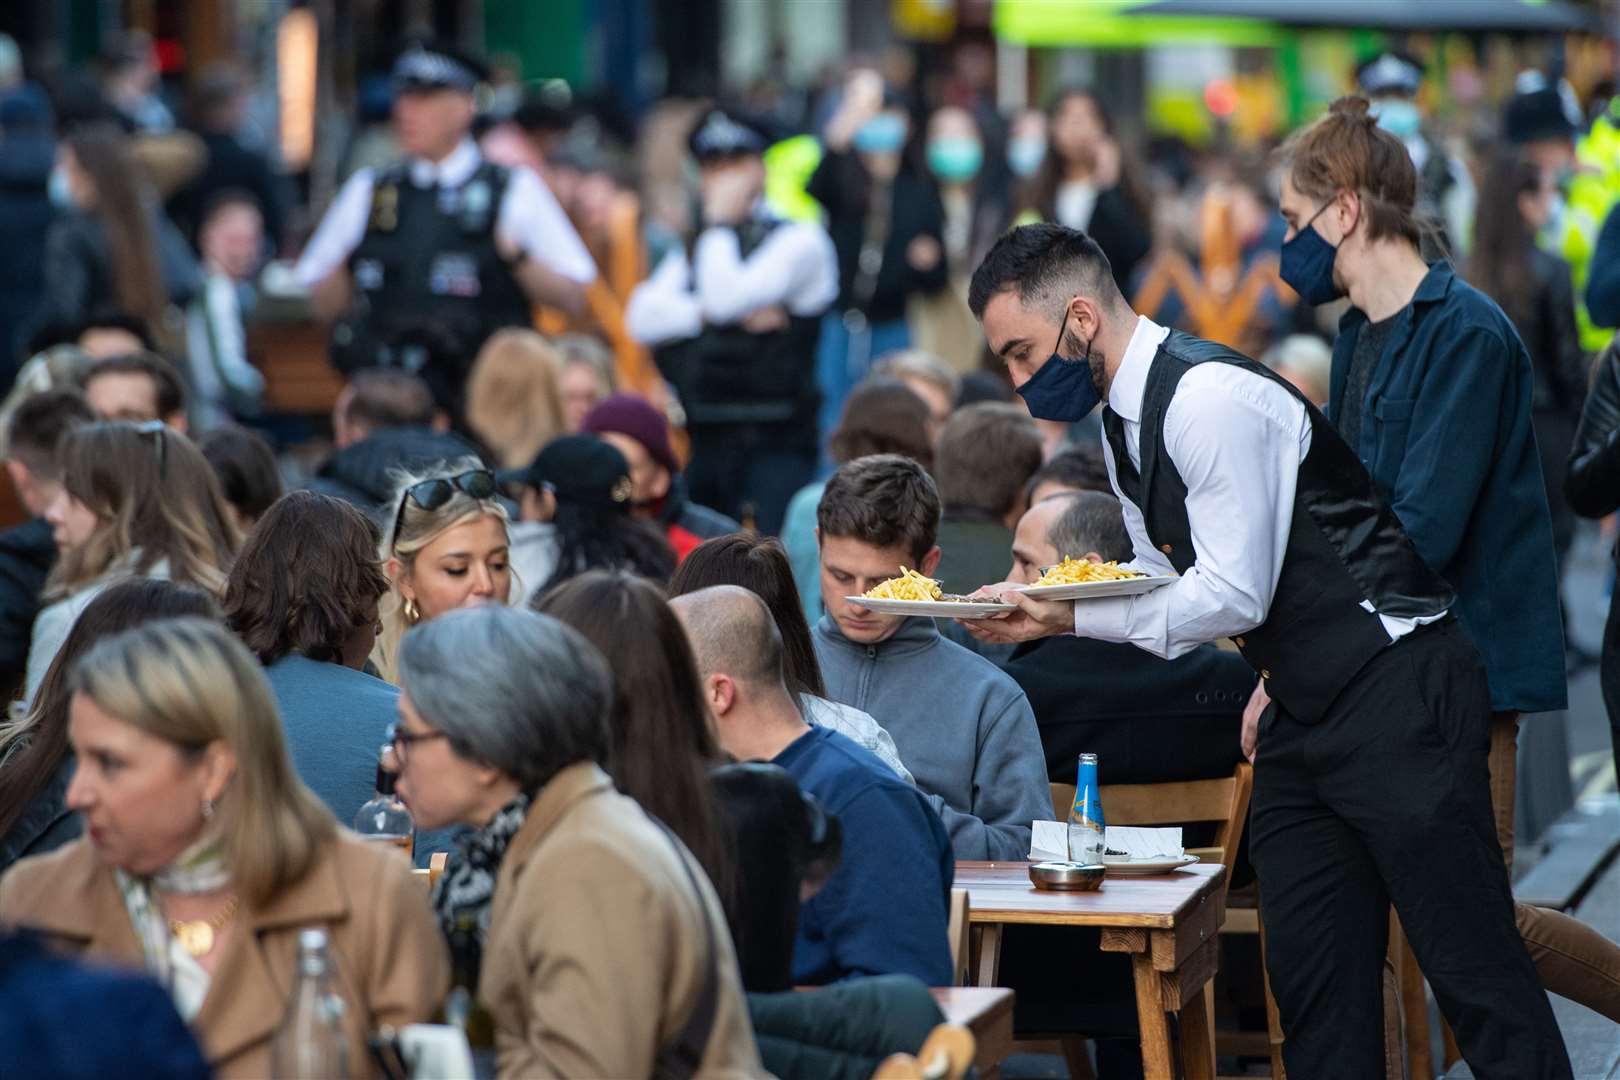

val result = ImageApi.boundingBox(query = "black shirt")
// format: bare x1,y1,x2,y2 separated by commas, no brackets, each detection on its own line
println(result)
1338,311,1398,453
805,150,948,323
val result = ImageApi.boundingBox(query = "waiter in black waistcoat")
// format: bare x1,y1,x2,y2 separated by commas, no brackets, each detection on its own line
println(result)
960,223,1570,1080
296,39,596,417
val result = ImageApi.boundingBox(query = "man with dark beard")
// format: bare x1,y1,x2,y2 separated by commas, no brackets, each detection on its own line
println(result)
959,222,1570,1080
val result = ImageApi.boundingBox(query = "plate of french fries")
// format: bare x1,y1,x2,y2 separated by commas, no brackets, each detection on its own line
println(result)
847,567,1017,618
1010,557,1177,601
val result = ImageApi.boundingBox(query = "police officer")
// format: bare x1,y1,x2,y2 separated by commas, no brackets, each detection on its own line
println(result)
1356,50,1475,258
296,40,596,416
624,107,837,536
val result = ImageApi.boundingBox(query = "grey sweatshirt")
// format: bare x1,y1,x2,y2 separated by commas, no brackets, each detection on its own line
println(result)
813,614,1048,860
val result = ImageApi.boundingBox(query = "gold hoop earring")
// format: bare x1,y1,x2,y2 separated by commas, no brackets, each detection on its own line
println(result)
403,598,420,624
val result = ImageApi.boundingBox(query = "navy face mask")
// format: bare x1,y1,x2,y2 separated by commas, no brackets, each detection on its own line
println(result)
1279,200,1345,306
1016,311,1101,422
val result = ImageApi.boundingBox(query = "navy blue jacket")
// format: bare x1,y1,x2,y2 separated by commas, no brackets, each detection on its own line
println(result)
0,930,209,1078
1329,262,1566,712
775,727,953,987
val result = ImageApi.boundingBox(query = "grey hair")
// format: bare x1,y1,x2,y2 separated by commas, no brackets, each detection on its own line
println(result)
1047,490,1132,563
872,349,962,404
398,605,612,792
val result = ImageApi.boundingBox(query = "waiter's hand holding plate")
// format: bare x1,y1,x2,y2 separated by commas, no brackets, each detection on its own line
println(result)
956,582,1076,644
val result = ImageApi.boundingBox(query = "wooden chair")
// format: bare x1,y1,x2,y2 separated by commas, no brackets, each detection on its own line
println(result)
947,888,971,986
871,1023,976,1080
1037,764,1282,1079
410,851,450,891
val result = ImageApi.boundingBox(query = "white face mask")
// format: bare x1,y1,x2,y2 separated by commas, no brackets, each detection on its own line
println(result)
47,165,74,208
1541,191,1568,245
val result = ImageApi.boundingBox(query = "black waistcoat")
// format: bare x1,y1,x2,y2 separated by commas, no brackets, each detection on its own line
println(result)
1102,330,1454,719
339,160,532,372
653,218,821,444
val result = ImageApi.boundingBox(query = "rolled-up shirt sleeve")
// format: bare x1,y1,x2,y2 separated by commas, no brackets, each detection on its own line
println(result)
1075,368,1308,658
625,249,704,346
498,166,597,284
692,221,838,324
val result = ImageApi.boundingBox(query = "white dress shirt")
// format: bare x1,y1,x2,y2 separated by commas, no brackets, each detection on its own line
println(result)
625,210,838,347
1074,315,1438,658
294,138,597,288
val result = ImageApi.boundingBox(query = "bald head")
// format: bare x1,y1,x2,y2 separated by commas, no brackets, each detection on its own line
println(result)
670,585,786,690
1009,492,1077,584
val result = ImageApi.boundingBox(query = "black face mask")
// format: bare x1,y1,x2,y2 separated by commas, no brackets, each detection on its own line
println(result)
1015,309,1101,422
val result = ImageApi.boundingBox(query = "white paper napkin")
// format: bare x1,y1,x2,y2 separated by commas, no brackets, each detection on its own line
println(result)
1104,826,1184,859
1029,820,1070,861
1028,821,1186,861
399,1023,476,1079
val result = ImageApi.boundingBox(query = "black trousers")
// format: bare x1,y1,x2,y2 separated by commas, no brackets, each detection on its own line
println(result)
1250,619,1571,1080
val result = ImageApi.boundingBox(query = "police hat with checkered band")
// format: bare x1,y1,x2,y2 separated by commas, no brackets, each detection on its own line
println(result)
687,107,771,162
392,39,489,95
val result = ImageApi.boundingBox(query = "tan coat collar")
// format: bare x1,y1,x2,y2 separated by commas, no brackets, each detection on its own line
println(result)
29,835,353,1066
501,761,615,876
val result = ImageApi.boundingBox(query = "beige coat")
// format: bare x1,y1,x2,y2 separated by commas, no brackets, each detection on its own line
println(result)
0,830,449,1078
482,761,766,1079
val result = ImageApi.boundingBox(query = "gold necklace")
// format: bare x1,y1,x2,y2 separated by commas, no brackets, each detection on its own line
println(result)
168,895,240,958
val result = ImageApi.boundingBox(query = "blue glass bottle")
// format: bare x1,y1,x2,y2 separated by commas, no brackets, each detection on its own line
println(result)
1067,753,1106,863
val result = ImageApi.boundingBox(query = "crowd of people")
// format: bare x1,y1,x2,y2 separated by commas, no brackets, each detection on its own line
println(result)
0,26,1617,1080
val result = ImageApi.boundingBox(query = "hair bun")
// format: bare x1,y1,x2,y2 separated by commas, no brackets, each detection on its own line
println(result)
1328,95,1374,122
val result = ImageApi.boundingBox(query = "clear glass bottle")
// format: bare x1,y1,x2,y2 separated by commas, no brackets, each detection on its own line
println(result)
1067,753,1106,864
270,928,348,1079
353,744,413,859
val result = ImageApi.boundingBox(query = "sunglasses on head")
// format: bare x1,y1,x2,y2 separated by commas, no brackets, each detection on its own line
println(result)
133,420,166,475
391,468,498,543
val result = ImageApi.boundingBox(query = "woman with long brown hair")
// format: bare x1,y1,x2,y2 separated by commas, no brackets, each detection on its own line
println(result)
1468,151,1589,571
0,578,219,876
41,122,198,342
24,421,240,705
533,569,734,911
1016,88,1153,294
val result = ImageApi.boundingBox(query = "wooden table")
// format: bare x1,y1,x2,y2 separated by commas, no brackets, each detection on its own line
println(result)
930,987,1014,1078
957,861,1226,1080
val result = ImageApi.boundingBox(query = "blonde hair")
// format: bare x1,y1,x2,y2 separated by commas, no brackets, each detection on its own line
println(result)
46,422,241,601
71,617,334,906
465,329,566,469
372,458,511,683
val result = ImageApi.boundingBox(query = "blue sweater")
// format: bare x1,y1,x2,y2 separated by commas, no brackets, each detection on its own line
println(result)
263,654,458,867
813,615,1048,860
776,726,954,987
1329,262,1566,713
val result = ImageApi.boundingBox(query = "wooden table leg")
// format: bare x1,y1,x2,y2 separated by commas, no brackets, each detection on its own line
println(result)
1131,953,1175,1080
1179,979,1216,1080
974,923,1003,989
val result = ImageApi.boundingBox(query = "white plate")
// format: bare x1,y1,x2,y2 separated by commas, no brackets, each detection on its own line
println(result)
1100,853,1201,875
1015,575,1178,602
845,596,1016,619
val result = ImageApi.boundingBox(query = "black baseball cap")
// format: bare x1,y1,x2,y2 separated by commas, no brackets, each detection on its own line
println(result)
497,435,634,512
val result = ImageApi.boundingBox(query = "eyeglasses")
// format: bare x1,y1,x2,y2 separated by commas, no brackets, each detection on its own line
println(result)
390,468,498,545
133,420,166,476
386,723,449,764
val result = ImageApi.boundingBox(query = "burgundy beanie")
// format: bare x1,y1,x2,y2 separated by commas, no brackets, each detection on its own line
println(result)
581,393,680,476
